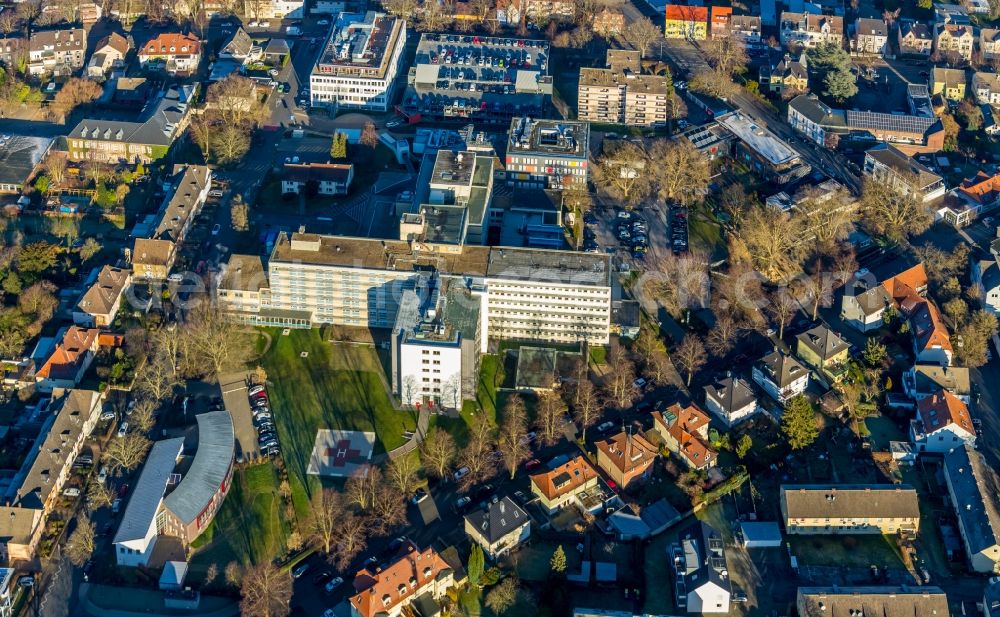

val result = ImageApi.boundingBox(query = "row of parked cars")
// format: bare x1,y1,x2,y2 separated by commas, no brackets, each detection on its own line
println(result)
617,211,648,258
670,207,689,255
249,385,280,456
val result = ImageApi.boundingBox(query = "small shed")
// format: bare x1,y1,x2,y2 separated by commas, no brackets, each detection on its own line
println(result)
738,521,782,548
159,561,189,591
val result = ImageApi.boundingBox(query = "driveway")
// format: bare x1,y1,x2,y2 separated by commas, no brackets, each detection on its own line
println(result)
219,372,264,463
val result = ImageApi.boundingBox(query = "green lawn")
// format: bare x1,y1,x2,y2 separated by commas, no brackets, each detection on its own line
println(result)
461,353,503,428
259,328,416,515
688,211,727,261
190,464,289,570
787,534,905,568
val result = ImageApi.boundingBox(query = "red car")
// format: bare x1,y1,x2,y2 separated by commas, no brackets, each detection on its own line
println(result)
525,459,541,471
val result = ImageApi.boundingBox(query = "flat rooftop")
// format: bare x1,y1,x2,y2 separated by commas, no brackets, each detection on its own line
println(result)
312,11,402,78
508,117,589,159
720,113,799,166
578,68,669,94
270,232,611,287
431,150,476,187
487,246,610,286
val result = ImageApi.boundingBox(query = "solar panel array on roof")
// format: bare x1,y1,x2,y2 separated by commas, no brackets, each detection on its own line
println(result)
845,110,936,134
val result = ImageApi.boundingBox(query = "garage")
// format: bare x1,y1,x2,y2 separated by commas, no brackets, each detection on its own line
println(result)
739,521,783,548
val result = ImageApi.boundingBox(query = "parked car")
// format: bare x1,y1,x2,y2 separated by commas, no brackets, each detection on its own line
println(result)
324,576,344,594
117,422,128,437
597,421,615,432
455,496,471,510
524,458,541,471
292,563,309,579
248,385,266,396
208,189,224,198
97,466,108,484
62,487,80,497
17,576,33,588
453,466,470,481
410,488,428,505
633,377,647,389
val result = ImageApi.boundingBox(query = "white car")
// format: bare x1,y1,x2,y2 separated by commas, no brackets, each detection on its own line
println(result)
633,377,647,389
117,422,129,437
211,224,221,236
268,68,279,77
597,421,615,433
97,466,108,484
208,189,224,198
249,20,259,27
62,487,81,497
318,18,330,25
259,21,271,27
453,467,470,481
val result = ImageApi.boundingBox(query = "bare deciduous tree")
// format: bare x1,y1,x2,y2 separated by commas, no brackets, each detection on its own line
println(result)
86,482,114,511
860,179,931,241
129,397,157,434
534,390,566,446
673,334,706,387
498,395,530,479
371,481,406,535
329,510,369,570
420,427,456,479
604,344,638,409
103,432,152,475
625,17,660,57
309,488,343,555
766,289,800,340
386,452,421,495
459,414,496,484
239,562,292,617
648,139,711,205
345,465,380,511
65,516,95,566
593,141,651,205
182,304,255,377
729,204,805,283
706,313,740,357
572,378,601,442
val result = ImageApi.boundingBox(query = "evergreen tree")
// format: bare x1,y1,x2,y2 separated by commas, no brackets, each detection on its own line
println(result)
781,395,820,450
467,544,484,586
550,545,567,574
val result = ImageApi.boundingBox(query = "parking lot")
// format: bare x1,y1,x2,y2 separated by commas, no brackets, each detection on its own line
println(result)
404,34,550,123
219,372,268,463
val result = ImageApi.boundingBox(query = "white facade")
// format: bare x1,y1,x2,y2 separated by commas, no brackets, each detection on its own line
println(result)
484,278,610,351
114,522,159,567
397,340,463,406
688,581,731,614
911,421,976,452
752,361,809,404
309,13,407,112
703,394,758,427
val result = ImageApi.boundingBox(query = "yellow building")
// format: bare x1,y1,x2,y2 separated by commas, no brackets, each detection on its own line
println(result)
781,485,920,535
932,67,967,102
664,5,708,40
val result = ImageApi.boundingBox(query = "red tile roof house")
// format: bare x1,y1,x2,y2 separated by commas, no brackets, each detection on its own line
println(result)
349,541,455,617
652,403,717,469
595,431,658,489
32,327,108,392
910,388,976,453
139,33,202,76
529,454,599,514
